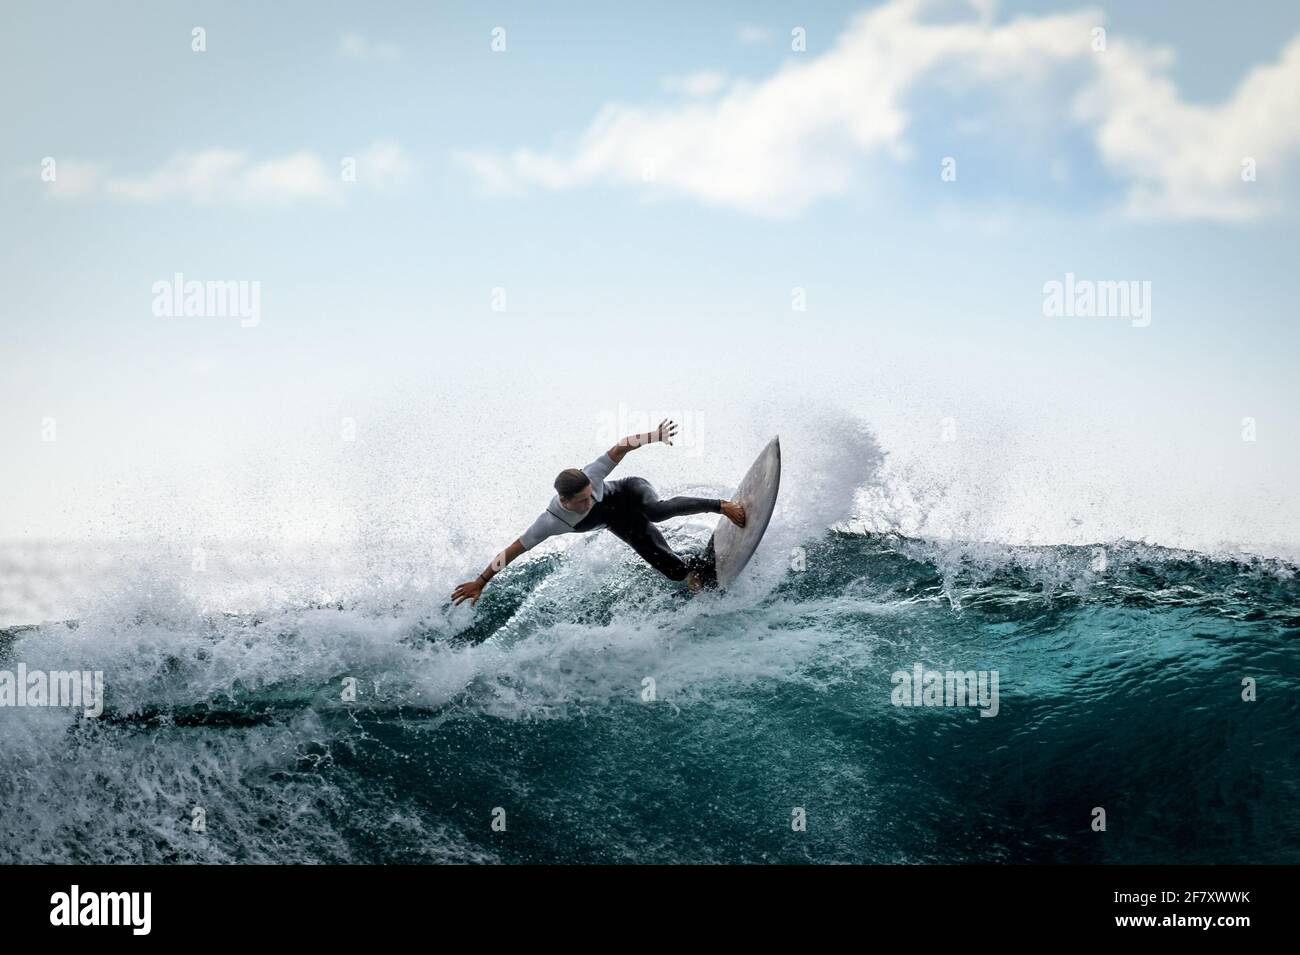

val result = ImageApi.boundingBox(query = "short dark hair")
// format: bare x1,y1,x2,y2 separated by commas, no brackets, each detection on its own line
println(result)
554,468,590,499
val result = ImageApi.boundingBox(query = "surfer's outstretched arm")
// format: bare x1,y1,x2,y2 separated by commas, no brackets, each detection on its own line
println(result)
606,418,678,464
452,538,525,607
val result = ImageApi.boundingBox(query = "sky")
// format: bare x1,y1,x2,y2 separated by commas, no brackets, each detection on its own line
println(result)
2,0,1298,560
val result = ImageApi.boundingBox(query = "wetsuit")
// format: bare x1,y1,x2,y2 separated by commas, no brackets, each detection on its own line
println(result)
573,477,721,583
518,452,721,584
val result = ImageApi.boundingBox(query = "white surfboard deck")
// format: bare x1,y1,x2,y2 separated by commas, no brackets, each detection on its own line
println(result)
708,436,781,588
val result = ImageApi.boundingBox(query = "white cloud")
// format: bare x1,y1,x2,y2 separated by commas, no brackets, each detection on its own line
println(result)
37,144,415,206
354,141,415,191
452,151,526,197
340,32,400,61
458,0,1300,222
42,159,103,199
662,70,729,97
1077,33,1300,220
108,150,342,205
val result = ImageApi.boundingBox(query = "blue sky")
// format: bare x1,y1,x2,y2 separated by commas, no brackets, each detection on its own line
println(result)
2,0,1298,557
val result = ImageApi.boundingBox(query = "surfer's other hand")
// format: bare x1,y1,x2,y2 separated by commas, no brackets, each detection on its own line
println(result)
452,578,485,607
721,500,746,527
654,418,679,446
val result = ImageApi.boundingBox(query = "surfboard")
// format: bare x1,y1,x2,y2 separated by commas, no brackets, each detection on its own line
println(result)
702,436,781,588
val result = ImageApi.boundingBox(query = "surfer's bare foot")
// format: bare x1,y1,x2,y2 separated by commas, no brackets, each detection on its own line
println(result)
721,500,746,527
686,571,703,593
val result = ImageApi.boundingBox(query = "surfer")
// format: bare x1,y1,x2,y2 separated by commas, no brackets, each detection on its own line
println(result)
451,420,746,606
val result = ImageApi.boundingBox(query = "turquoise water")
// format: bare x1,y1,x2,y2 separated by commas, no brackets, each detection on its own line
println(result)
0,532,1296,863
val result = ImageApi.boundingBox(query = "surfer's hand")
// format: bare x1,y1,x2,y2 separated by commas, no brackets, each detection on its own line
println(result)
653,418,678,446
451,578,485,607
610,420,679,462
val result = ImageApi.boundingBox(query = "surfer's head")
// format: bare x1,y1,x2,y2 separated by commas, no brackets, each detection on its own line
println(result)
555,468,594,514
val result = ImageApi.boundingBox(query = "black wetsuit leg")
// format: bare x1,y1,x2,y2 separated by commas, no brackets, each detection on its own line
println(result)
619,476,722,523
606,515,693,581
586,477,722,582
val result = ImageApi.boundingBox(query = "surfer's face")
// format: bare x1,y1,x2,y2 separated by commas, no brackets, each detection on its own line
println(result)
560,485,594,514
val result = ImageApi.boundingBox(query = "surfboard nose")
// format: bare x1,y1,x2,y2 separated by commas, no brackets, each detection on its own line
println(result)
708,436,781,588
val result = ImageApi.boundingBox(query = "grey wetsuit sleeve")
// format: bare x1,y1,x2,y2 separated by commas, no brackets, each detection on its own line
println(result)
584,452,618,488
520,512,569,551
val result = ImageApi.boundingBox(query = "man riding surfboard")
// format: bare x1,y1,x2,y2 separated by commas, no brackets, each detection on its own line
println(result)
451,420,746,606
